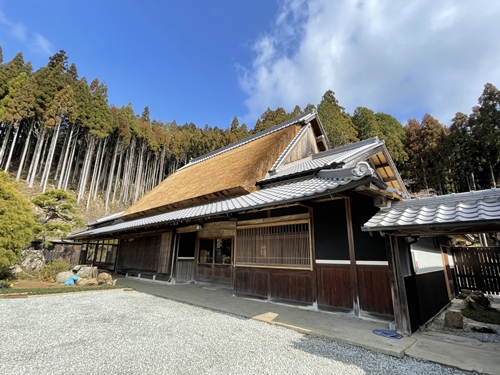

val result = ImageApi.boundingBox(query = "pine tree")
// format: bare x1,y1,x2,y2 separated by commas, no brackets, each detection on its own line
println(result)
32,189,82,248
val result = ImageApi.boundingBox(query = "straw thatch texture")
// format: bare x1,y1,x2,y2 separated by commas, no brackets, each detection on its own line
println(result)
122,125,302,220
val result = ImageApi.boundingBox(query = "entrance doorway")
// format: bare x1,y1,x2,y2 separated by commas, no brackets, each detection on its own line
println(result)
197,238,233,283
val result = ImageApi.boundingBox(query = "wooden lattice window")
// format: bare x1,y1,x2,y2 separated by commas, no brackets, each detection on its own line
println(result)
236,222,311,269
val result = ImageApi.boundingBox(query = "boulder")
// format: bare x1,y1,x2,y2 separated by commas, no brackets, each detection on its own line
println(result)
5,266,22,277
466,323,497,334
444,309,463,329
76,278,98,286
465,291,491,310
76,266,98,279
76,278,89,286
56,271,75,284
97,272,113,285
72,265,83,272
20,249,45,271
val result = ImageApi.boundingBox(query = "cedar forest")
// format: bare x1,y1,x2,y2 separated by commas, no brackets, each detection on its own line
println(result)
1,48,499,219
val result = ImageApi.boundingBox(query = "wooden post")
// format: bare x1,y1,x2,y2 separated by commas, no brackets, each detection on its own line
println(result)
385,234,411,336
309,206,318,309
344,197,360,317
440,245,455,300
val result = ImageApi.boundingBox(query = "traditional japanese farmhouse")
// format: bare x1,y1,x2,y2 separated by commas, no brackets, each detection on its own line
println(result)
69,110,409,324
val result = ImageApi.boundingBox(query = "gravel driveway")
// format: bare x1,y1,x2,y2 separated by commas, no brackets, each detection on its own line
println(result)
0,290,474,375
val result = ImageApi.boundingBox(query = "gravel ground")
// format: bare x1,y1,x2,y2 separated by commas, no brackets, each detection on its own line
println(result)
426,297,500,343
0,290,475,375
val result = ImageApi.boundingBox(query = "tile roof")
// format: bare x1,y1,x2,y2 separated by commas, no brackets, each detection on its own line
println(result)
261,137,384,183
69,162,375,239
87,211,125,226
363,188,500,232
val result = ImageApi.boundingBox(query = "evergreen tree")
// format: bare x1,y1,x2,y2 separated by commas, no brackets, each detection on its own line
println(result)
0,171,36,273
375,112,408,167
317,90,358,148
470,83,500,188
32,190,82,247
254,107,290,133
351,107,379,140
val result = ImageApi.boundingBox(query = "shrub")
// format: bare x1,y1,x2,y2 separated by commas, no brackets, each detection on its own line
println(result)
462,307,500,325
39,259,74,282
17,259,73,282
0,172,36,274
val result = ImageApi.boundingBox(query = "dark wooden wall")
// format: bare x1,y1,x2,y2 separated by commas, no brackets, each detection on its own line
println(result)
312,200,349,260
346,192,387,261
117,235,161,272
405,270,450,331
316,265,353,311
234,267,313,304
357,265,394,316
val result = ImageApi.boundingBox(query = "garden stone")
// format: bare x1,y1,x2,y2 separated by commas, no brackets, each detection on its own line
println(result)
444,309,463,328
76,266,98,279
5,266,22,277
20,249,45,271
97,272,113,285
56,271,75,283
76,278,98,286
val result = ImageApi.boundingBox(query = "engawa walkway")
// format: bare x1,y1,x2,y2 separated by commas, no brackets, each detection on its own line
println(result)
116,277,499,374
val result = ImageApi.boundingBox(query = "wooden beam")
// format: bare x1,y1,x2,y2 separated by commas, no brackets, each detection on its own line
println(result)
237,213,310,227
176,224,203,233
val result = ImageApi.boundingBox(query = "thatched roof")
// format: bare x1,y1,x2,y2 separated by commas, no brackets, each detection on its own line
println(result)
122,124,303,220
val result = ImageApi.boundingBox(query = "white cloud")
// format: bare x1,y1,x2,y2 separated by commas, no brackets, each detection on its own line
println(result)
239,0,500,125
0,10,52,56
31,33,53,55
0,10,26,41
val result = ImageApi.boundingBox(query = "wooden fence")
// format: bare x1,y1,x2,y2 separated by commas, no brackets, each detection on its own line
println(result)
43,244,84,265
451,246,500,295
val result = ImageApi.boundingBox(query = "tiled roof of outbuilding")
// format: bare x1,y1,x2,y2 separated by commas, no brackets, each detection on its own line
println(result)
363,188,500,233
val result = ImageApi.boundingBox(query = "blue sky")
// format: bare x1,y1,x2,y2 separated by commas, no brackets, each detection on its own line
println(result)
1,1,499,129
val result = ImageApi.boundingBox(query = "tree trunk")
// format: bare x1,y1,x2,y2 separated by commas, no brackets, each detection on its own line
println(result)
86,138,104,209
92,137,107,200
57,124,75,189
112,146,124,205
105,139,121,211
133,142,146,203
489,163,497,188
4,121,20,172
54,123,72,182
41,119,62,192
0,123,12,166
28,127,46,188
63,136,78,191
16,119,35,181
77,136,96,203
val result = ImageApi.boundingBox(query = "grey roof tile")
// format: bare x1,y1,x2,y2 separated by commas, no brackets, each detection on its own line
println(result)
261,137,383,183
363,188,500,231
70,162,375,238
